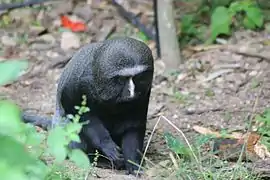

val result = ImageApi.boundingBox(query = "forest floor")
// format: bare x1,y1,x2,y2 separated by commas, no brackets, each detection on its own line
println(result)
1,0,270,179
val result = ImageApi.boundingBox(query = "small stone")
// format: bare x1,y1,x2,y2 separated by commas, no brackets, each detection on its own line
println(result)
73,4,93,22
176,73,187,83
39,34,56,44
249,70,257,76
158,160,171,167
60,31,80,50
29,26,47,36
52,19,62,29
9,9,33,23
172,114,178,119
1,36,17,46
54,0,73,16
31,43,54,50
46,51,59,58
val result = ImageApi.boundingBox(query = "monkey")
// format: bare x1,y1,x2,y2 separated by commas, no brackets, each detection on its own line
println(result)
0,0,160,58
21,37,154,174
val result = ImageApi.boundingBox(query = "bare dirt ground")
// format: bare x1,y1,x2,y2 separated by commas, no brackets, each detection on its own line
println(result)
1,1,270,179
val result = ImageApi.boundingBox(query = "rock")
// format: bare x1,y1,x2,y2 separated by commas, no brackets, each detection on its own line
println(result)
50,0,73,18
39,34,56,44
30,43,54,51
1,36,17,47
29,26,47,36
56,1,73,14
95,21,116,41
46,51,59,58
60,31,80,50
9,9,33,24
73,4,93,22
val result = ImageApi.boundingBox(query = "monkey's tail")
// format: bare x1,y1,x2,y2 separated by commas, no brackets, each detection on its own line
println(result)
21,112,52,131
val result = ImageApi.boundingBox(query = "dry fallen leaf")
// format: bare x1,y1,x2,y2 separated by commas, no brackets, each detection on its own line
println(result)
254,142,270,159
193,125,244,139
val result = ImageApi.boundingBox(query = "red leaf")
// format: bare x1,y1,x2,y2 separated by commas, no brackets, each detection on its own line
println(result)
71,22,87,32
60,15,86,32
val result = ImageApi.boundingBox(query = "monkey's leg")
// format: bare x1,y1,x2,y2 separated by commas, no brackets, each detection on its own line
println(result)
68,135,88,152
81,113,124,169
121,127,145,174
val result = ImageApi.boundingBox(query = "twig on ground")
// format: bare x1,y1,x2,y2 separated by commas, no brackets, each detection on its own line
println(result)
224,45,270,63
184,107,224,115
200,69,234,83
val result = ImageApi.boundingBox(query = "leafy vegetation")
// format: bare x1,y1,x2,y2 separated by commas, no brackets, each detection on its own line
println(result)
179,0,265,46
255,108,270,151
0,60,93,180
159,105,270,180
164,132,259,179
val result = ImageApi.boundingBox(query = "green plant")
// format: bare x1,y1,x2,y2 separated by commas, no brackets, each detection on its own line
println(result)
178,0,265,46
163,132,259,179
46,95,90,167
210,0,264,42
0,59,92,179
164,132,192,160
255,108,270,150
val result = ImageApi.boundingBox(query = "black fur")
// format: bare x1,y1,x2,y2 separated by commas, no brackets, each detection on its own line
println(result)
22,37,154,174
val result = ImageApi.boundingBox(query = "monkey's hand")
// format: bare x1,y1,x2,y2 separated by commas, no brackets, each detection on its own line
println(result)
100,138,124,169
81,114,124,169
121,128,145,175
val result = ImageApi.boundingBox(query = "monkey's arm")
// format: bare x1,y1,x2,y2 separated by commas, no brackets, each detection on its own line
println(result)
120,92,150,174
81,113,124,169
0,0,52,11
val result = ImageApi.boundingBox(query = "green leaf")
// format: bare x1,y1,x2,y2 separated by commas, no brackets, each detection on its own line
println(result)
0,60,28,86
68,149,90,169
0,135,37,169
195,134,213,147
47,127,68,163
69,133,81,143
0,162,28,180
0,100,24,136
23,124,45,147
136,31,149,42
245,7,263,28
243,16,256,29
210,6,231,43
164,132,191,159
181,15,197,36
229,1,243,16
65,123,82,134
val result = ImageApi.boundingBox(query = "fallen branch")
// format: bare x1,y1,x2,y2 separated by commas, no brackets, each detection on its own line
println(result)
225,45,270,63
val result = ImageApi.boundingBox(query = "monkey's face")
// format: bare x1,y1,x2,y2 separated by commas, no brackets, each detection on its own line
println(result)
94,66,153,104
92,37,154,104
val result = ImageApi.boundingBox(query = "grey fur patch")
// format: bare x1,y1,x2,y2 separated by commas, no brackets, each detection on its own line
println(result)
117,65,147,76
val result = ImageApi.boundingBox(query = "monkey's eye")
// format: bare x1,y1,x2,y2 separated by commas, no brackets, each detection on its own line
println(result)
114,75,128,85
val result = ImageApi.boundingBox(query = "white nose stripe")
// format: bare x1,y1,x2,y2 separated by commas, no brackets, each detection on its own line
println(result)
128,77,135,98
